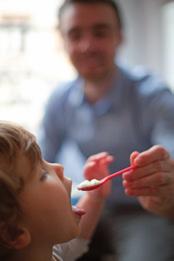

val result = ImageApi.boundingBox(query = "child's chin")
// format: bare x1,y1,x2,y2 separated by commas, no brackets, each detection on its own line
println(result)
68,226,80,241
73,225,81,237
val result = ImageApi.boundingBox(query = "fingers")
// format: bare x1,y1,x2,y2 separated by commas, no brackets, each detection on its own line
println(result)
123,159,171,181
123,161,173,199
124,186,158,197
84,152,114,179
86,152,114,164
130,151,139,165
123,162,172,192
84,152,113,198
134,145,170,166
85,152,114,172
123,171,171,193
123,147,173,198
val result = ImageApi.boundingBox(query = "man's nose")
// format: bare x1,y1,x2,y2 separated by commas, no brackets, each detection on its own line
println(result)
79,34,96,52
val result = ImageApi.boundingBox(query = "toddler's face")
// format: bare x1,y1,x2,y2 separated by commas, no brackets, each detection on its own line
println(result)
18,157,81,244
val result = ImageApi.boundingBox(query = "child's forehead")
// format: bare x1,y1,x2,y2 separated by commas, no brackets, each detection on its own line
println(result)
12,153,43,186
23,152,44,171
0,155,35,195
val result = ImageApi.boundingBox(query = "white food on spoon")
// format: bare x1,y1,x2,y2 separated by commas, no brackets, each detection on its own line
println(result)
78,179,100,189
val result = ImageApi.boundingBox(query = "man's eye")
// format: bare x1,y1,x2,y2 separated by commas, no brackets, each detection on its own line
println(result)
67,30,82,42
69,34,81,42
95,30,106,37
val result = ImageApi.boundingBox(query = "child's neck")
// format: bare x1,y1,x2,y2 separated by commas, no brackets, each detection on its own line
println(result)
9,243,54,261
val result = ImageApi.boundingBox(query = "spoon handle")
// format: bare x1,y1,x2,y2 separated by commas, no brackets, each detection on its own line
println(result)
107,165,135,181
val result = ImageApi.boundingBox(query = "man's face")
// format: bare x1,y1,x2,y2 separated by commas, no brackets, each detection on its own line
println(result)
59,3,122,81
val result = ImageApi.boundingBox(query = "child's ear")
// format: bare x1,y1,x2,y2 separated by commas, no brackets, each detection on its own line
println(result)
1,224,31,250
9,227,31,250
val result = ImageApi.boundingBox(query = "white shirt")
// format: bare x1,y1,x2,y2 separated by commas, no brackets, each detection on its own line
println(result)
52,238,89,261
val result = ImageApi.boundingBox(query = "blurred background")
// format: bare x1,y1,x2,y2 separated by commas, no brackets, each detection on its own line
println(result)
0,0,174,134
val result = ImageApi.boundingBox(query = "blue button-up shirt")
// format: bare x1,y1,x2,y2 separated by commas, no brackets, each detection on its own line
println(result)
39,65,174,206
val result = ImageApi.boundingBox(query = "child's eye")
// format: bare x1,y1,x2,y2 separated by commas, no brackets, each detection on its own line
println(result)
40,172,48,181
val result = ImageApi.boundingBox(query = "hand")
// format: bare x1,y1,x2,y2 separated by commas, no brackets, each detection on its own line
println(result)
123,145,174,218
77,152,114,240
83,152,114,200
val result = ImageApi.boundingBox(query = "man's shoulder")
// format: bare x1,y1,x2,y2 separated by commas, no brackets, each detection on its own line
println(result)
51,78,80,98
45,77,83,112
120,65,170,96
120,64,156,84
46,78,81,106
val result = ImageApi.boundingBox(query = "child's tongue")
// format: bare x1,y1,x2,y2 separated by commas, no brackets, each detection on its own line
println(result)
72,206,86,217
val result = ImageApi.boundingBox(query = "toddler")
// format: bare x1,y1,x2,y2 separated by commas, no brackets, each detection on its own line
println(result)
0,121,113,261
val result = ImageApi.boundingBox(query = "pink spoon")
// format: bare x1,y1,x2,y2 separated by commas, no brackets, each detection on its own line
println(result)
77,165,135,191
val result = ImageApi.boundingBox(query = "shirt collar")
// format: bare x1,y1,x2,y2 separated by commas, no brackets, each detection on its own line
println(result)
68,65,125,115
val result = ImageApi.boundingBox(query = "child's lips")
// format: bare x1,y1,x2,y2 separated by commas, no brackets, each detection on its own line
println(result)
72,206,86,217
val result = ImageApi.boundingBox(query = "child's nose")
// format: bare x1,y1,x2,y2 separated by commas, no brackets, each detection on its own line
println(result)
53,164,64,180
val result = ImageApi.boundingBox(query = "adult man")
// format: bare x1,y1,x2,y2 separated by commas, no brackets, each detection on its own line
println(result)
39,0,174,260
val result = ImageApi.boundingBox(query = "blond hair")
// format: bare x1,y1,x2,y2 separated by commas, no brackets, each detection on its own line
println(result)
0,121,42,258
